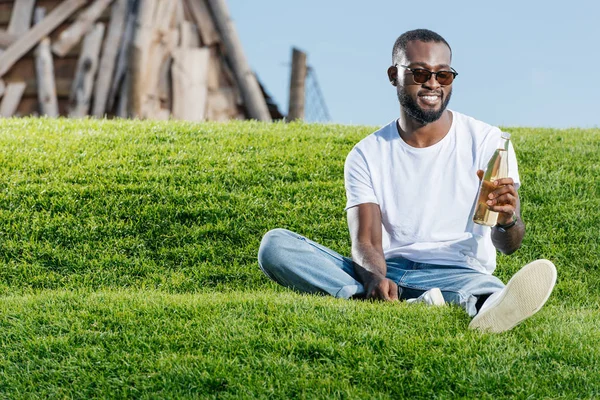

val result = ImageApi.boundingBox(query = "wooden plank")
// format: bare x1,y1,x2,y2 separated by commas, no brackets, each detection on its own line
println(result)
68,22,104,117
206,46,240,101
52,0,113,57
184,0,220,46
35,36,58,116
155,0,178,34
157,51,171,112
4,55,75,84
172,47,209,121
2,0,35,114
206,46,219,91
0,29,17,48
179,20,199,48
115,69,128,117
0,78,5,96
131,0,177,119
150,27,178,119
106,0,136,112
129,0,156,117
0,1,112,26
174,0,184,27
91,0,126,117
0,1,65,25
0,0,87,78
18,75,70,96
0,80,26,116
148,0,178,118
33,7,58,117
16,96,69,116
206,87,242,121
8,0,36,35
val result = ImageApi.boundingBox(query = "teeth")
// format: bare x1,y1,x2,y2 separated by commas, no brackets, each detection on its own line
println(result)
422,96,439,101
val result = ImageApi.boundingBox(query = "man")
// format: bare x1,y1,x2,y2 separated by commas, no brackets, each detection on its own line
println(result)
258,29,556,333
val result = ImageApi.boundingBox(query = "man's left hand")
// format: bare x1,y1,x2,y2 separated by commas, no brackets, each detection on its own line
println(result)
477,170,518,225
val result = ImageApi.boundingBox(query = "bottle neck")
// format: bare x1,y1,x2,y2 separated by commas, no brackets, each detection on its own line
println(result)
501,137,510,151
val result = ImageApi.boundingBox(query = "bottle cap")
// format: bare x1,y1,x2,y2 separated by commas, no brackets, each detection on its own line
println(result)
501,131,511,140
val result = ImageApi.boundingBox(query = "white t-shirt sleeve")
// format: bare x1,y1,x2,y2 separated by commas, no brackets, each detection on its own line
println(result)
344,147,378,210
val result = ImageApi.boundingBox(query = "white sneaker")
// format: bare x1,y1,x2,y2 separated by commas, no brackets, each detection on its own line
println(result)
406,288,445,306
469,259,557,333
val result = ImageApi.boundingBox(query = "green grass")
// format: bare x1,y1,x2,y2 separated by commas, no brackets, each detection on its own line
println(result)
0,117,598,398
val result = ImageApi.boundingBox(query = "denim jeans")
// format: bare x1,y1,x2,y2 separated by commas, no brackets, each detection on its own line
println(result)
258,228,505,316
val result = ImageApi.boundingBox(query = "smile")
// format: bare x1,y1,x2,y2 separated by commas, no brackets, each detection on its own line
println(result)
419,94,441,106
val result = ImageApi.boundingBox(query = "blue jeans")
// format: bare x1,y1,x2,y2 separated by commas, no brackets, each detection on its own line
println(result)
258,229,505,316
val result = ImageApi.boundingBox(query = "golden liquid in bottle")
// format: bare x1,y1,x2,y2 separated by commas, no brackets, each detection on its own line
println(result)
473,149,508,226
473,179,499,226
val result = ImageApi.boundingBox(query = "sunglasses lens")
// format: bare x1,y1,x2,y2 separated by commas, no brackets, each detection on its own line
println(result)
411,69,431,84
436,71,455,85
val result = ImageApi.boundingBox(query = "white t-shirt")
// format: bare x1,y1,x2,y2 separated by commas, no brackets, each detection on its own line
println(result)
344,110,520,274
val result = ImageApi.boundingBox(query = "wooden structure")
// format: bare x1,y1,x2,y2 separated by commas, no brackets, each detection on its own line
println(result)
287,47,306,122
0,0,281,121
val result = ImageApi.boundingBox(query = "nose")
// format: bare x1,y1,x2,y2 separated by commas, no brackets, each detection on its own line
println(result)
423,72,441,89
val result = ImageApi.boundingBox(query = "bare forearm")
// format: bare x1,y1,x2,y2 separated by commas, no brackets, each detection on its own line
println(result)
351,243,387,284
491,219,525,255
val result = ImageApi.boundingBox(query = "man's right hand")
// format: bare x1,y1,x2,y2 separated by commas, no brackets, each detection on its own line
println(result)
364,276,399,301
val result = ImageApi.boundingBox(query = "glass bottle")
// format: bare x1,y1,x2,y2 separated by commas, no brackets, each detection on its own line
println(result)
473,132,511,226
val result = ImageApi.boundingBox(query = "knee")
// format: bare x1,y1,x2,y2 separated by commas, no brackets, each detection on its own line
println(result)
258,228,295,270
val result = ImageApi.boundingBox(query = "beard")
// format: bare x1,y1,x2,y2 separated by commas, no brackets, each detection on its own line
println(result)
397,87,452,124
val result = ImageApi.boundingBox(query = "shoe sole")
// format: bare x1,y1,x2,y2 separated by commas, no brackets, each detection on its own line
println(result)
469,259,557,333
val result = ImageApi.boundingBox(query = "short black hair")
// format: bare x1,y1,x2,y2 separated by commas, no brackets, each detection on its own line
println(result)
392,29,452,63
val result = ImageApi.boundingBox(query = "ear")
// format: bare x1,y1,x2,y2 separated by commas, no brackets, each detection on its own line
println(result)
387,65,398,86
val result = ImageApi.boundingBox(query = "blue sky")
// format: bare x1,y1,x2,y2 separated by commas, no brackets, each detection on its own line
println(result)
228,0,599,129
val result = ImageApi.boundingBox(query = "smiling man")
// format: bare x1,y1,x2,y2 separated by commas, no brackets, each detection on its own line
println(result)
258,29,557,333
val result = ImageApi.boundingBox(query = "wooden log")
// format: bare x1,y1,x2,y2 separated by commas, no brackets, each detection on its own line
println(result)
0,78,5,97
288,47,307,121
92,0,126,117
52,0,113,58
0,81,26,116
184,0,219,46
172,47,209,121
33,7,59,117
68,22,104,117
206,0,271,121
106,0,136,112
0,0,87,78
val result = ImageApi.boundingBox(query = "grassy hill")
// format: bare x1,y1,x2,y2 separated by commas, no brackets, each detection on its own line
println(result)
0,118,598,398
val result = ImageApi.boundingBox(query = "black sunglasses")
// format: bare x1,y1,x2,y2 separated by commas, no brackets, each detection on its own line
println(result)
398,64,458,85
